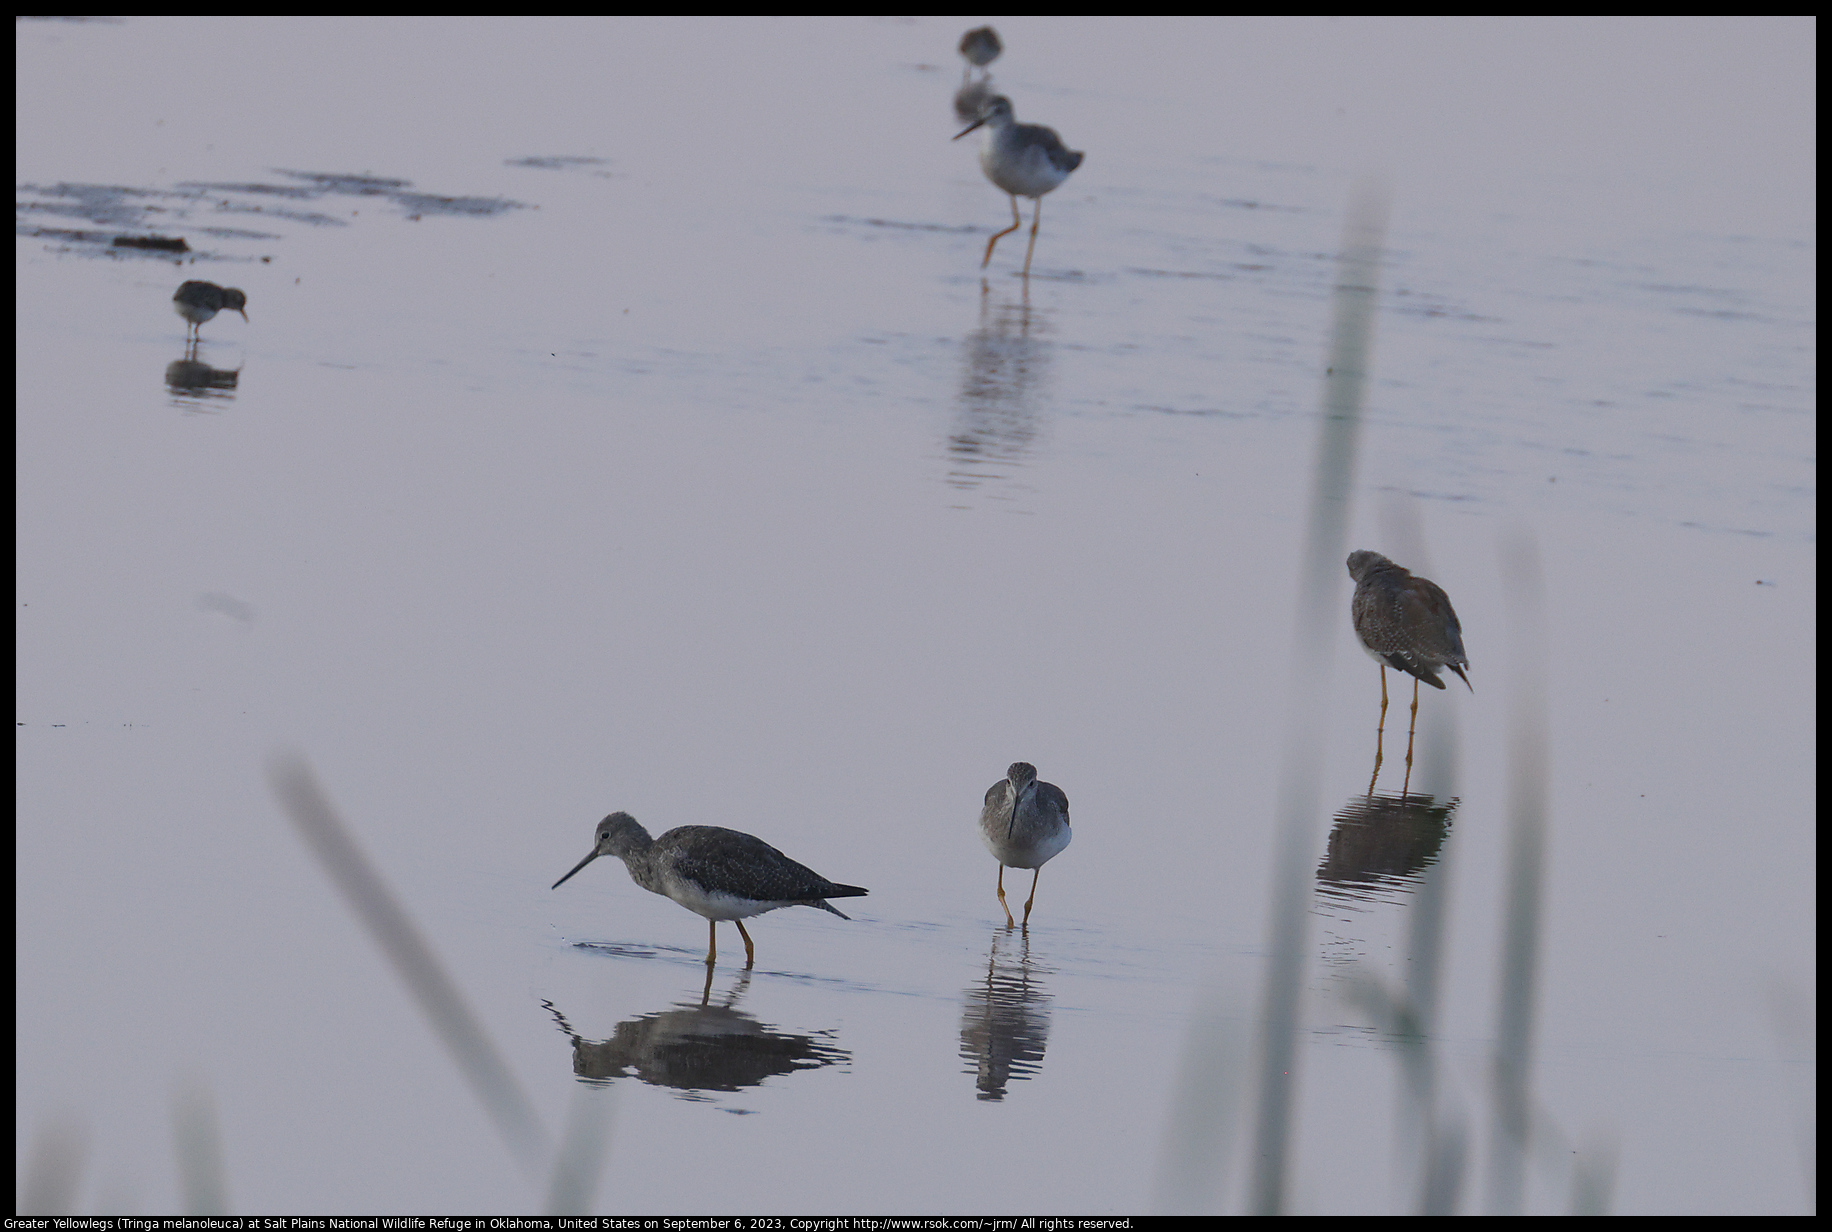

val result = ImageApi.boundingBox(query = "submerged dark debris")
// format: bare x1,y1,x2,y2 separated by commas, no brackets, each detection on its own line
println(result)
17,167,527,260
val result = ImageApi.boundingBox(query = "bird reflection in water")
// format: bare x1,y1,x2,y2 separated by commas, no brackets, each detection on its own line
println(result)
958,927,1053,1101
947,293,1049,498
544,973,846,1096
1315,792,1457,911
164,357,238,404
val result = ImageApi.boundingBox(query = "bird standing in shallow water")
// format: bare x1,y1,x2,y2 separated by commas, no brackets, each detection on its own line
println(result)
958,26,1002,80
172,280,247,344
978,762,1071,928
954,96,1083,278
552,812,867,969
1347,550,1471,793
952,26,1003,123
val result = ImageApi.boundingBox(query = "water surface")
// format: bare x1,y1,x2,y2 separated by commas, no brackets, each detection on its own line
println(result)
16,15,1814,1215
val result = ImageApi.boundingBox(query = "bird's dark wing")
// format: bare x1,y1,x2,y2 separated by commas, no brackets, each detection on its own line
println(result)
663,826,861,903
1398,579,1466,662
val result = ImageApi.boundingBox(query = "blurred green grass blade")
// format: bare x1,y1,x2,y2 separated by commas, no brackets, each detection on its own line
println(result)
269,753,550,1175
172,1079,229,1215
544,1086,615,1216
1488,529,1549,1213
1154,988,1248,1213
20,1115,86,1215
1250,178,1390,1216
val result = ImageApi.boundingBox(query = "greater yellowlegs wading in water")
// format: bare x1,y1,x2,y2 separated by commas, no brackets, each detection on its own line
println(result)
172,281,247,343
1347,550,1471,792
552,812,867,968
979,762,1071,928
958,26,1002,79
954,96,1083,278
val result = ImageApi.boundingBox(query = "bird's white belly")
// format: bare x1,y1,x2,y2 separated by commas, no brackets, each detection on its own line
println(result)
664,879,782,921
982,822,1071,870
982,143,1068,199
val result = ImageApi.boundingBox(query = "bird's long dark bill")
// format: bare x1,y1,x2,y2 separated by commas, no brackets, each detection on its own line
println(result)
552,849,601,890
954,116,988,140
1008,783,1021,840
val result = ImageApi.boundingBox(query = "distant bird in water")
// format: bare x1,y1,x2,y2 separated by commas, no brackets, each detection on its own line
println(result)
552,812,867,969
958,26,1002,79
173,280,247,341
954,96,1083,278
952,27,1003,124
172,280,247,343
1347,550,1471,793
979,762,1072,928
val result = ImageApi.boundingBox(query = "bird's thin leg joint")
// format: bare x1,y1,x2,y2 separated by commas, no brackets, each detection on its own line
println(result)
736,920,756,969
1368,665,1388,794
1021,196,1043,278
995,865,1016,928
1402,676,1421,794
1021,868,1042,927
983,194,1024,268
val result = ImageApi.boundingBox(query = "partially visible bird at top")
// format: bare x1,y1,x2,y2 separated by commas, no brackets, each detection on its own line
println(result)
958,26,1002,80
952,26,1003,123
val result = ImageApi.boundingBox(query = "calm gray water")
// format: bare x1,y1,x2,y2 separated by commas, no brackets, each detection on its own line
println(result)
16,16,1814,1215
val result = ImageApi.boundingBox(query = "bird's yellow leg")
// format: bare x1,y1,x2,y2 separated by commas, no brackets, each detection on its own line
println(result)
706,920,718,967
995,865,1016,928
1021,196,1043,278
1368,665,1388,794
1402,676,1421,795
736,920,756,969
983,194,1023,268
1021,868,1042,927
